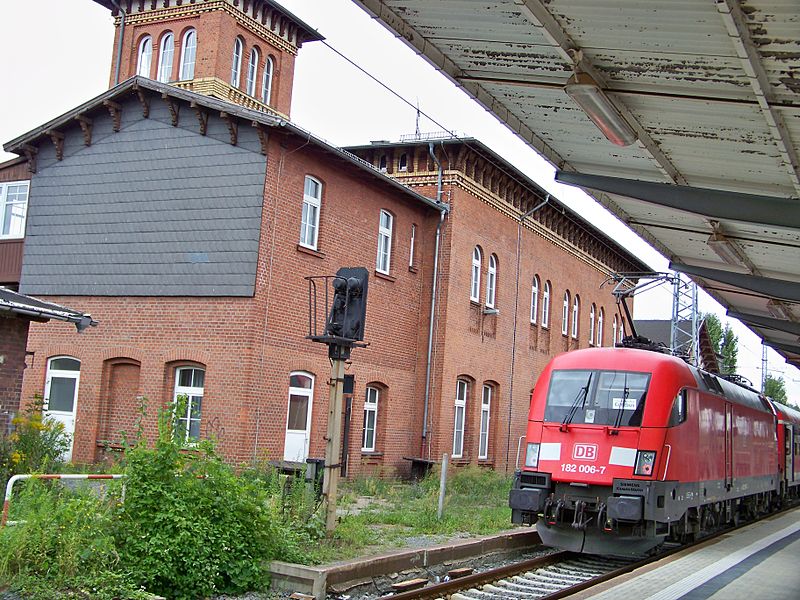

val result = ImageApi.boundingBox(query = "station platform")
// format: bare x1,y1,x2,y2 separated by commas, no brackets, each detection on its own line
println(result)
570,507,800,600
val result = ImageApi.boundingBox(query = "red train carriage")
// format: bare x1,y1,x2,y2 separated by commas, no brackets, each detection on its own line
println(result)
772,401,800,499
509,347,786,556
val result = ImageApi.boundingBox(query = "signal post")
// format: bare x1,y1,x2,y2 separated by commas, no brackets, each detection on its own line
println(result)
306,267,369,534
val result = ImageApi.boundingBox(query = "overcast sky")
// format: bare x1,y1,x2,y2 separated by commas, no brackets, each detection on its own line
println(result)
1,0,797,399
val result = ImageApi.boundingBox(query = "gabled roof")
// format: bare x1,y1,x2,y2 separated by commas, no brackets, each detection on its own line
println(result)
3,77,446,214
0,288,97,332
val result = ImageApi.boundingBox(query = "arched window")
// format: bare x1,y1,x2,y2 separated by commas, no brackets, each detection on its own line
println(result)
562,291,570,335
486,254,498,308
597,308,604,347
300,175,322,250
157,32,174,82
136,36,153,77
589,303,596,345
174,366,204,442
612,315,618,345
261,55,274,104
376,209,393,274
179,29,197,80
542,281,551,327
530,275,539,324
453,379,468,458
470,247,482,303
379,154,387,172
246,47,259,96
399,153,408,172
231,37,243,88
479,383,493,460
619,319,626,343
571,295,580,338
362,386,379,452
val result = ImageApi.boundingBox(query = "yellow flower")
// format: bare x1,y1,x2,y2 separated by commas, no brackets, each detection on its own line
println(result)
10,452,22,464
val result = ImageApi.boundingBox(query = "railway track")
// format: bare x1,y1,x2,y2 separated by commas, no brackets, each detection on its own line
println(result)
382,550,646,600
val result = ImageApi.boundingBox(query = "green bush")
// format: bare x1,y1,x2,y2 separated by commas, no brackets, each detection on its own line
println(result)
115,404,310,599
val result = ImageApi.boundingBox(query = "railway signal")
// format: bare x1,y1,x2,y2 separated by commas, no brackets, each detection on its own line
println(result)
306,267,369,533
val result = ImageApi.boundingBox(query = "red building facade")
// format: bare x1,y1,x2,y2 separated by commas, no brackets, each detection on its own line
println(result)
3,0,646,475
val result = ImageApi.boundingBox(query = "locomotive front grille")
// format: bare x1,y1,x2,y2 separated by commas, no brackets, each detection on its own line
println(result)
520,472,551,488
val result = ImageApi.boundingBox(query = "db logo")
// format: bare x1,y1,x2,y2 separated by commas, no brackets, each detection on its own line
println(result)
572,444,598,461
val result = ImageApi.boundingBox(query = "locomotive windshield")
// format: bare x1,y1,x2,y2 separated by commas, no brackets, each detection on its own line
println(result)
545,369,650,427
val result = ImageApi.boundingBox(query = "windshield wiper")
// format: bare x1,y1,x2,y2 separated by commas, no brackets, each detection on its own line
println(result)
561,373,592,431
612,377,630,430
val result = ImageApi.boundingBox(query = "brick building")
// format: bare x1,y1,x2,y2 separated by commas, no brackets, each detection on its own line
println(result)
1,0,646,475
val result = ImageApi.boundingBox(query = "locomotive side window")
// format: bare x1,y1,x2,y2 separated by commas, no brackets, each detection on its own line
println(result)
544,369,650,426
668,389,688,427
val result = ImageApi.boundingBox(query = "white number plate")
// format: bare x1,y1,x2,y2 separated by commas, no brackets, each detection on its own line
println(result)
561,464,607,474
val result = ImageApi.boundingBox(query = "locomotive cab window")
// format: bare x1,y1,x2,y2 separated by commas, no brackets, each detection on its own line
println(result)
544,369,650,427
668,389,688,427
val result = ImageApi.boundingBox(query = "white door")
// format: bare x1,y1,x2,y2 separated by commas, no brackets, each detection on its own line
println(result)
43,356,81,462
284,372,314,462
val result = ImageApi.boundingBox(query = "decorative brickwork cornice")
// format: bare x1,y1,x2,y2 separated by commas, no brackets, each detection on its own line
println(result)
116,1,300,56
392,171,620,276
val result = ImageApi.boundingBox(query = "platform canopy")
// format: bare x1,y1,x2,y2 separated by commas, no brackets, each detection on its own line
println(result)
352,0,800,366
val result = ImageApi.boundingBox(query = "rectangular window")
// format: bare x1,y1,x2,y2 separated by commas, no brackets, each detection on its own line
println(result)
0,181,29,239
479,385,491,460
362,387,378,451
376,210,393,274
300,176,321,250
453,380,467,458
409,223,416,268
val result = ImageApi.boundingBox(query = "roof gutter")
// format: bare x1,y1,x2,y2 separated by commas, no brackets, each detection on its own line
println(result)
108,0,126,86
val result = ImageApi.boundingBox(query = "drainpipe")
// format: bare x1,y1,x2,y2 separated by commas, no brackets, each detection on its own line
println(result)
109,0,127,85
422,142,446,456
505,194,549,471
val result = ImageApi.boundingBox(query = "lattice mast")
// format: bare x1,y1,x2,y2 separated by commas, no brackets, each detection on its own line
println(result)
670,273,699,366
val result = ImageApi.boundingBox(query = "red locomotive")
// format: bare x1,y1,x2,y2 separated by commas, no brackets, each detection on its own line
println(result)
509,345,800,556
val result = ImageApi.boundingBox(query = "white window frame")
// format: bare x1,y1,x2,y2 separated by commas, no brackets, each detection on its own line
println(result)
179,29,197,80
0,181,29,239
530,276,539,324
231,37,243,88
542,281,550,327
246,47,259,96
589,303,596,345
619,320,625,343
597,308,604,347
612,315,618,345
136,36,152,77
562,291,570,335
376,209,393,274
157,32,174,83
262,56,274,105
174,366,204,443
479,384,492,460
300,175,322,250
571,296,580,339
486,254,497,308
399,153,408,172
470,247,481,303
362,386,379,452
453,379,468,459
409,223,416,268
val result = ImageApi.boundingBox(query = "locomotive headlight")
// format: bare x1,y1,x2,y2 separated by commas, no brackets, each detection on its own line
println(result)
525,443,541,468
634,450,657,476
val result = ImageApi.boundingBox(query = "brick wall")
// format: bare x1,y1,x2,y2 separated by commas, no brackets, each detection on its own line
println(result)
22,134,440,477
0,315,29,435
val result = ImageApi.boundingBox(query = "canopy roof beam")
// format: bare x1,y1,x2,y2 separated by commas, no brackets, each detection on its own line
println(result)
670,262,800,303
